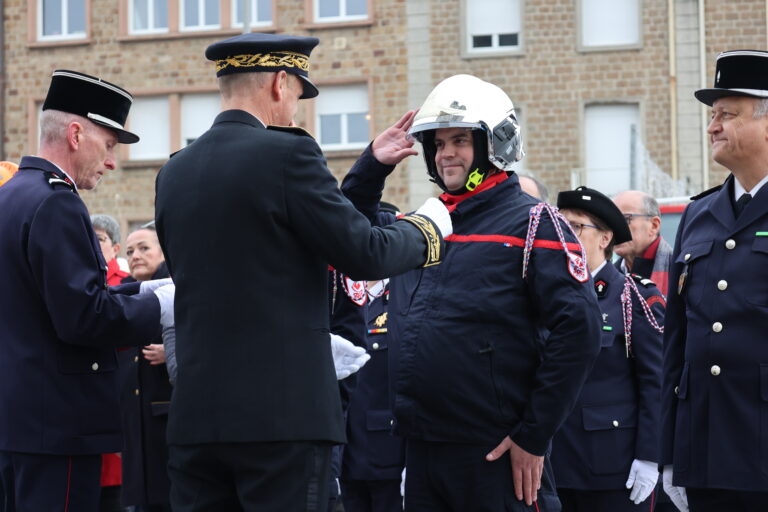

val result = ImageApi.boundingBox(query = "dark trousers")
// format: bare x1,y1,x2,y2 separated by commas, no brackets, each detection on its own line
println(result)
0,450,101,512
558,488,655,512
341,479,402,512
687,487,768,512
168,441,332,512
404,439,561,512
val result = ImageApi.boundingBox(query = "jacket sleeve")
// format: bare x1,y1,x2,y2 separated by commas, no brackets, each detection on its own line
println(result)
284,136,434,280
660,204,691,465
340,145,396,223
26,191,161,347
631,284,665,463
511,215,602,456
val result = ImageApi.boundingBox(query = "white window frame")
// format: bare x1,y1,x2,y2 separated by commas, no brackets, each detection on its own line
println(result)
179,93,220,147
129,0,169,35
315,84,370,151
128,96,172,161
462,0,523,57
231,0,272,28
37,0,87,41
313,0,367,24
180,0,220,32
577,0,642,52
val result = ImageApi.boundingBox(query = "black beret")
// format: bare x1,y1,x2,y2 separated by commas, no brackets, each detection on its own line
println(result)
557,186,632,245
42,70,139,144
695,50,768,106
206,33,319,99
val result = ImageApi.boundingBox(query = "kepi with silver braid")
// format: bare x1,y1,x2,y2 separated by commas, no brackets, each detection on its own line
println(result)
408,74,524,193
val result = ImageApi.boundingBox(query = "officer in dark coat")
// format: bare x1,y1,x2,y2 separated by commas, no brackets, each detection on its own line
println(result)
0,70,174,511
553,187,665,512
341,278,405,512
342,74,602,511
154,33,451,511
661,50,768,512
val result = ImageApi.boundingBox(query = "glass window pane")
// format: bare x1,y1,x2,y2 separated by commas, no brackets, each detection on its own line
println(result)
582,0,639,46
129,97,170,160
318,0,339,18
584,104,640,195
205,0,219,25
256,0,271,22
42,0,62,36
498,33,518,47
180,94,220,147
154,0,168,28
472,35,492,48
132,0,148,30
467,0,520,50
68,0,85,33
347,113,368,143
346,0,366,16
233,0,242,23
320,114,341,145
183,0,199,26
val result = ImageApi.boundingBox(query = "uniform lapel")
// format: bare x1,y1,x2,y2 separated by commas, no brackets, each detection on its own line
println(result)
708,175,736,230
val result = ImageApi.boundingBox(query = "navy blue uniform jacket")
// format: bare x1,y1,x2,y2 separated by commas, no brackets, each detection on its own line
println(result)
342,161,602,456
662,175,768,491
0,156,160,455
155,111,433,445
552,263,664,489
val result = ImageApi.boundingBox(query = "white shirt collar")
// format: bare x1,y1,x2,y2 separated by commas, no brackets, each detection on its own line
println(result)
49,161,78,192
734,173,768,200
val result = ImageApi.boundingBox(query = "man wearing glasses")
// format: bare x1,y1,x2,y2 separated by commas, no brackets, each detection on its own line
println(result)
612,191,673,296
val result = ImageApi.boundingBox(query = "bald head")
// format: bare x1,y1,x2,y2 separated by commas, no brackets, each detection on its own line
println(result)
612,190,661,266
519,175,549,203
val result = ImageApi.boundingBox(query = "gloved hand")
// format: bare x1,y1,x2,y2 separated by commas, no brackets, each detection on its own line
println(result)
625,459,658,504
330,333,370,380
153,284,175,330
140,277,173,294
415,197,453,237
400,467,406,497
663,465,689,512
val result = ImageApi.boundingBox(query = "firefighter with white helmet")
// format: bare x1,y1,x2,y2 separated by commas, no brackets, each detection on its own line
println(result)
341,74,602,511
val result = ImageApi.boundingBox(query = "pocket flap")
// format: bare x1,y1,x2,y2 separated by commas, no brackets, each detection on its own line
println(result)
675,240,713,264
582,403,637,431
366,410,395,432
150,401,170,416
753,237,768,255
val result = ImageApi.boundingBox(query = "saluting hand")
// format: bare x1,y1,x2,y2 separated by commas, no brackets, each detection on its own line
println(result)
371,110,419,166
486,436,543,506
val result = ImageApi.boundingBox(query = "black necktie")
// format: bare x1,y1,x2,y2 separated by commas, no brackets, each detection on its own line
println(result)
735,193,752,218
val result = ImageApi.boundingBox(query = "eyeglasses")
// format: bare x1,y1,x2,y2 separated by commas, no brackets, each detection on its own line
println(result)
623,213,654,224
568,222,600,236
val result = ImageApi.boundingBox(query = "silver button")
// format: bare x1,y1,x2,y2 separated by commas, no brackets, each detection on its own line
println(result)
684,253,691,262
390,419,394,426
91,362,99,371
372,342,380,350
717,280,728,291
674,386,679,395
711,365,721,376
612,420,619,427
725,239,736,250
134,356,139,363
134,389,140,396
712,322,723,333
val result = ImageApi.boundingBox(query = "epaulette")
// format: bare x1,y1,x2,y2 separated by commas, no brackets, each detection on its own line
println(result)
168,149,182,159
43,170,75,192
690,184,722,201
630,273,655,287
267,125,314,139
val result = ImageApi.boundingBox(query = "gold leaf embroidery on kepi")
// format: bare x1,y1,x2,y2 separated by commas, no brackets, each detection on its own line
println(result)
215,52,310,73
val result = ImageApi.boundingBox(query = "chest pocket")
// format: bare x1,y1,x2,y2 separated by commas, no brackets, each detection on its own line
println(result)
676,240,713,307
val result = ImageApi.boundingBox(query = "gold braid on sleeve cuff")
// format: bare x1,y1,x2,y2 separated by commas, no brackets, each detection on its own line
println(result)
398,214,445,267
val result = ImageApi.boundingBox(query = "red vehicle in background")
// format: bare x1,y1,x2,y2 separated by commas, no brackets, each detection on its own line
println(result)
658,197,690,244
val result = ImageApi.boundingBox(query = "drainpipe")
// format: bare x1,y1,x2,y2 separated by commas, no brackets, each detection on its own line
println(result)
0,0,5,160
668,0,678,181
699,0,709,190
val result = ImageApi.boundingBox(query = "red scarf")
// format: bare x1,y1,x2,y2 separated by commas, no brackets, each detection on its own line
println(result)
439,173,509,213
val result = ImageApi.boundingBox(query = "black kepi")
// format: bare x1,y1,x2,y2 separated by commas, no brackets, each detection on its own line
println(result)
557,186,632,244
695,50,768,106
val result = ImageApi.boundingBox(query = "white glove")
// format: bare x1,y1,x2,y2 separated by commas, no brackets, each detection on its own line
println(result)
400,467,406,497
330,333,370,380
662,465,689,512
415,197,453,238
153,284,175,330
140,277,173,294
625,459,658,504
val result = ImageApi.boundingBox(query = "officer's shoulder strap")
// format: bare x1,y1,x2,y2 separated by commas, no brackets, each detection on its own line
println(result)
267,125,315,139
42,170,75,192
630,273,655,288
690,184,721,201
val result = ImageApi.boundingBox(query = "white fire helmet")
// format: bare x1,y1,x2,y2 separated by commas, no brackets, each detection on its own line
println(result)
409,74,524,173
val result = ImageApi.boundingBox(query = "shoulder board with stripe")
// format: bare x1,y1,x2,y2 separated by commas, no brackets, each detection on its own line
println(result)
43,170,75,192
267,125,314,139
690,184,721,201
630,273,655,287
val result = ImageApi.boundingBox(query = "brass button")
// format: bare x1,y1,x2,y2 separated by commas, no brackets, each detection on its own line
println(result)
717,280,728,291
134,389,140,396
91,362,99,371
711,365,721,376
684,253,691,262
372,342,380,350
712,322,723,333
725,239,736,250
612,420,619,427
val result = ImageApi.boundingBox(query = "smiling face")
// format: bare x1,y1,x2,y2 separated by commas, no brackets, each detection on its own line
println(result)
434,127,475,192
125,229,165,281
708,96,768,173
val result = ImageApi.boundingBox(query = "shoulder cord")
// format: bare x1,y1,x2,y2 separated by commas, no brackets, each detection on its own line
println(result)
522,202,588,282
620,275,664,357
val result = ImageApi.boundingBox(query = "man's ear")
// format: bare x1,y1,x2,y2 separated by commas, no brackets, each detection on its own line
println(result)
271,70,287,101
67,121,84,150
113,242,121,254
650,215,661,237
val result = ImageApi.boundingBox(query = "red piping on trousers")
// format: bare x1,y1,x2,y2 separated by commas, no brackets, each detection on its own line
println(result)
534,500,541,512
64,456,72,512
649,490,656,511
445,234,582,252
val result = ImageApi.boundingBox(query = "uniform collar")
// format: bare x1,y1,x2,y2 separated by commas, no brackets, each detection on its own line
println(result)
439,172,514,214
214,109,266,128
19,156,78,193
734,172,768,200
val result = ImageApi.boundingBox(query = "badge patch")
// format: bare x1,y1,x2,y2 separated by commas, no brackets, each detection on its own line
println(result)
374,312,388,327
595,280,608,297
342,277,367,306
567,251,589,283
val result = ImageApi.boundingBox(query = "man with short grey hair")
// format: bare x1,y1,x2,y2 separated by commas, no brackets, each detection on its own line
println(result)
612,190,672,296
